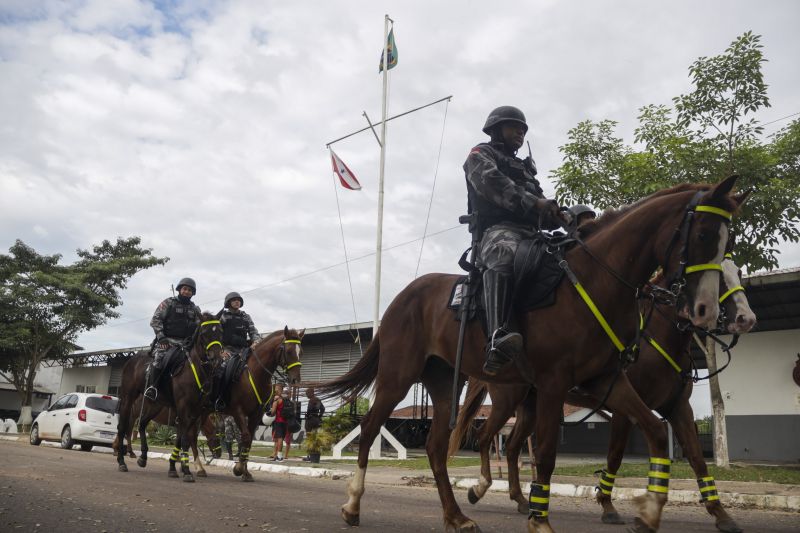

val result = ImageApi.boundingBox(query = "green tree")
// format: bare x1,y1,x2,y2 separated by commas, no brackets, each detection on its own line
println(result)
553,32,800,272
0,237,168,427
322,396,369,441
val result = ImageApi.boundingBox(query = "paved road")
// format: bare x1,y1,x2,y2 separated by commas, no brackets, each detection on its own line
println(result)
1,440,797,532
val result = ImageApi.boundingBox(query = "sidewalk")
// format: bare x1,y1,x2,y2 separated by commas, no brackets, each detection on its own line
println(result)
4,435,798,512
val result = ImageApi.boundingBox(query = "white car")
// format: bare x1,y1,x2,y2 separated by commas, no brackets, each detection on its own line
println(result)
29,392,119,451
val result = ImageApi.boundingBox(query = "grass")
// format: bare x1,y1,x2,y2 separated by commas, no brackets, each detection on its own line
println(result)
549,462,800,484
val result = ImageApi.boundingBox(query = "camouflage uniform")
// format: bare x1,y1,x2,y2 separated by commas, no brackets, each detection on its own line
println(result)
219,308,259,357
463,106,558,376
223,415,241,460
149,295,202,367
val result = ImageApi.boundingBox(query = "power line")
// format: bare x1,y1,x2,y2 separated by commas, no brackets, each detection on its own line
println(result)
762,111,800,127
101,224,463,328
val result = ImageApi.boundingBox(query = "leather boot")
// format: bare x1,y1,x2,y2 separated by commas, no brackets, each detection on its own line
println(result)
482,269,523,376
144,351,164,401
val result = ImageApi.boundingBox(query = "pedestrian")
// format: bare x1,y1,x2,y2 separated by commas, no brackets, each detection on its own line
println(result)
269,383,287,461
302,387,325,462
281,387,302,460
464,106,566,376
145,278,201,400
223,415,242,460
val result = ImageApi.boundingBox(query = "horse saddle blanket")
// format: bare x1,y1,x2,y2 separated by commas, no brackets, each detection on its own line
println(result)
448,236,564,321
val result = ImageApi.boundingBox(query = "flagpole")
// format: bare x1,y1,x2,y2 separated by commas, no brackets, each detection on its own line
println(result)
373,14,391,336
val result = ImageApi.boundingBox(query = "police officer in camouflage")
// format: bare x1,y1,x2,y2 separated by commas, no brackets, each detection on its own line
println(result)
219,291,259,361
464,106,564,376
144,277,202,400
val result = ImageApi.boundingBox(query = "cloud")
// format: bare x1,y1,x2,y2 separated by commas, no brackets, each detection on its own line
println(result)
1,0,799,356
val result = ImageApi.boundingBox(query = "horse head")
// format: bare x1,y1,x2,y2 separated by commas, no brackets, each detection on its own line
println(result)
193,312,225,368
662,175,750,328
718,254,756,334
281,325,305,385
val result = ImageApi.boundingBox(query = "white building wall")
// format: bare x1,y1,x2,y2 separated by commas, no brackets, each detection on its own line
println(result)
718,329,800,416
59,366,112,396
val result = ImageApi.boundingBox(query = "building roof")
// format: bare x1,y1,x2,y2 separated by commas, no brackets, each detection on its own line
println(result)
0,382,56,395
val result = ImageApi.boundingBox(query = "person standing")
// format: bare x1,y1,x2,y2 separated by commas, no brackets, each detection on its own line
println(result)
463,106,565,376
268,383,287,461
223,415,242,461
145,278,201,400
302,387,326,462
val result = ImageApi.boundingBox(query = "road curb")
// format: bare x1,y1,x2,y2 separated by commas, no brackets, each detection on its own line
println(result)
452,477,800,512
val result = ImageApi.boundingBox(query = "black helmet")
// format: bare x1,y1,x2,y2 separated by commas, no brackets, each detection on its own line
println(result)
176,277,196,295
568,205,596,219
482,106,528,134
224,291,243,308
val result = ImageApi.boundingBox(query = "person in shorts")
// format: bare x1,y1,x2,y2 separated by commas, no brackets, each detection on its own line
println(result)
269,383,286,461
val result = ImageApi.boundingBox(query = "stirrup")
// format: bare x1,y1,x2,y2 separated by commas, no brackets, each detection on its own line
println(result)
144,386,158,401
483,348,513,376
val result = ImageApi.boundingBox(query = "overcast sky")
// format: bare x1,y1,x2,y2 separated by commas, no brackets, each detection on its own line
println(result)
3,1,799,415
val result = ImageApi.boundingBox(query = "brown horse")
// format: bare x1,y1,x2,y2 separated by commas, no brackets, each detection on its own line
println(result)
209,326,304,482
112,402,223,476
448,256,755,533
318,177,748,532
115,313,223,481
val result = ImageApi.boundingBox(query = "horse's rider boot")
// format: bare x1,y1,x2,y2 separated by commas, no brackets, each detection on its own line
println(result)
482,269,523,376
143,353,163,401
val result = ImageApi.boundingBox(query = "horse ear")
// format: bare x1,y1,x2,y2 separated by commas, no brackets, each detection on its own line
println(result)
298,328,305,339
732,189,751,207
711,175,738,199
284,325,289,337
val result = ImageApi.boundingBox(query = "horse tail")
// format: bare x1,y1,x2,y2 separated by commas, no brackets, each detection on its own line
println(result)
317,335,380,402
447,377,489,458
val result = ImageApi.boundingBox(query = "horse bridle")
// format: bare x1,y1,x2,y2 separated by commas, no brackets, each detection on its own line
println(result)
246,337,303,409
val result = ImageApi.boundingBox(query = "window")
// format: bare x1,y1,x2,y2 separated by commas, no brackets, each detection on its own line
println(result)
108,386,120,396
65,395,79,408
76,385,96,394
86,396,119,414
49,395,70,411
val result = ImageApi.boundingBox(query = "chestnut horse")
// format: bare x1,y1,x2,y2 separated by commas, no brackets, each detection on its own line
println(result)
318,177,747,532
209,326,304,481
115,313,223,481
448,255,755,533
112,402,222,476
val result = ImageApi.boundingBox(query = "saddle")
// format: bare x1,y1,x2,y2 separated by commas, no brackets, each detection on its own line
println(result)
448,236,564,325
147,344,187,398
213,347,251,410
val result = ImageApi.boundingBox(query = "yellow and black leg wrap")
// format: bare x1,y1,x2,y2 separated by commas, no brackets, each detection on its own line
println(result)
697,476,720,502
170,446,180,462
596,469,617,497
180,451,190,465
647,457,671,495
528,483,550,520
239,449,249,463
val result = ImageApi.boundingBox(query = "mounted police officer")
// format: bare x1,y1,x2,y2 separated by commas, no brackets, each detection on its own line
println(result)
219,291,259,361
144,277,202,400
569,204,596,227
464,106,565,376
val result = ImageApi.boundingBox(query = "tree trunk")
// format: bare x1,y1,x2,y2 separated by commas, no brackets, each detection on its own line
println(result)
705,337,730,468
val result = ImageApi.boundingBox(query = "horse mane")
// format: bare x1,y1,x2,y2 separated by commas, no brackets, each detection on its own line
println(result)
253,329,284,349
578,183,716,239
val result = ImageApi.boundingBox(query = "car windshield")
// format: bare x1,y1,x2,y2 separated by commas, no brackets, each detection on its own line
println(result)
85,396,119,414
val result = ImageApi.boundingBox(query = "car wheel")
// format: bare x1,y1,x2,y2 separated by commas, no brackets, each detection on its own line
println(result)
61,426,74,449
30,424,42,446
80,443,93,452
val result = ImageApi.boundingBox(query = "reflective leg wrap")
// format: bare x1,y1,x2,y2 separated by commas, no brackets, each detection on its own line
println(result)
180,451,190,465
697,476,720,502
170,447,180,462
528,482,550,520
239,450,249,462
647,457,671,495
596,469,617,496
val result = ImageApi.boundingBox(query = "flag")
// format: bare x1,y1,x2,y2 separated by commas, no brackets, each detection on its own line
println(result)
378,28,398,72
330,149,362,190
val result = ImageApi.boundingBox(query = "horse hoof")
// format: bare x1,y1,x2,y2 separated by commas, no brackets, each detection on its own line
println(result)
341,507,359,526
716,519,743,533
118,464,128,472
183,474,195,483
626,518,656,533
128,452,136,459
602,512,625,525
516,500,528,515
242,472,254,482
168,470,179,478
527,518,555,533
196,470,207,478
136,457,147,468
233,464,243,477
447,520,482,532
467,487,480,505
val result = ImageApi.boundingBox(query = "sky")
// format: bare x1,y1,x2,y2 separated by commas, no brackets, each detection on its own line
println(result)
2,1,800,416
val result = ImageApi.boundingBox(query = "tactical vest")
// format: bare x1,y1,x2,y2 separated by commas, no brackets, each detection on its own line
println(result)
162,299,199,339
467,142,543,230
222,312,249,348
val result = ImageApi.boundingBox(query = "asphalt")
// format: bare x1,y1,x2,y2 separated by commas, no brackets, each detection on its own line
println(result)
3,434,798,513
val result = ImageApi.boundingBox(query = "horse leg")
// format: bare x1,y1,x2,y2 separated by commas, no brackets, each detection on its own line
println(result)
340,383,411,527
668,402,741,533
421,360,479,533
188,420,206,478
595,414,632,525
234,412,256,482
467,405,500,506
507,392,537,514
177,416,195,482
591,374,670,533
115,395,134,472
526,382,568,533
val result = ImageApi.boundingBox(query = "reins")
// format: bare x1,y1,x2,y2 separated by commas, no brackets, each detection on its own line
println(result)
246,337,303,412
